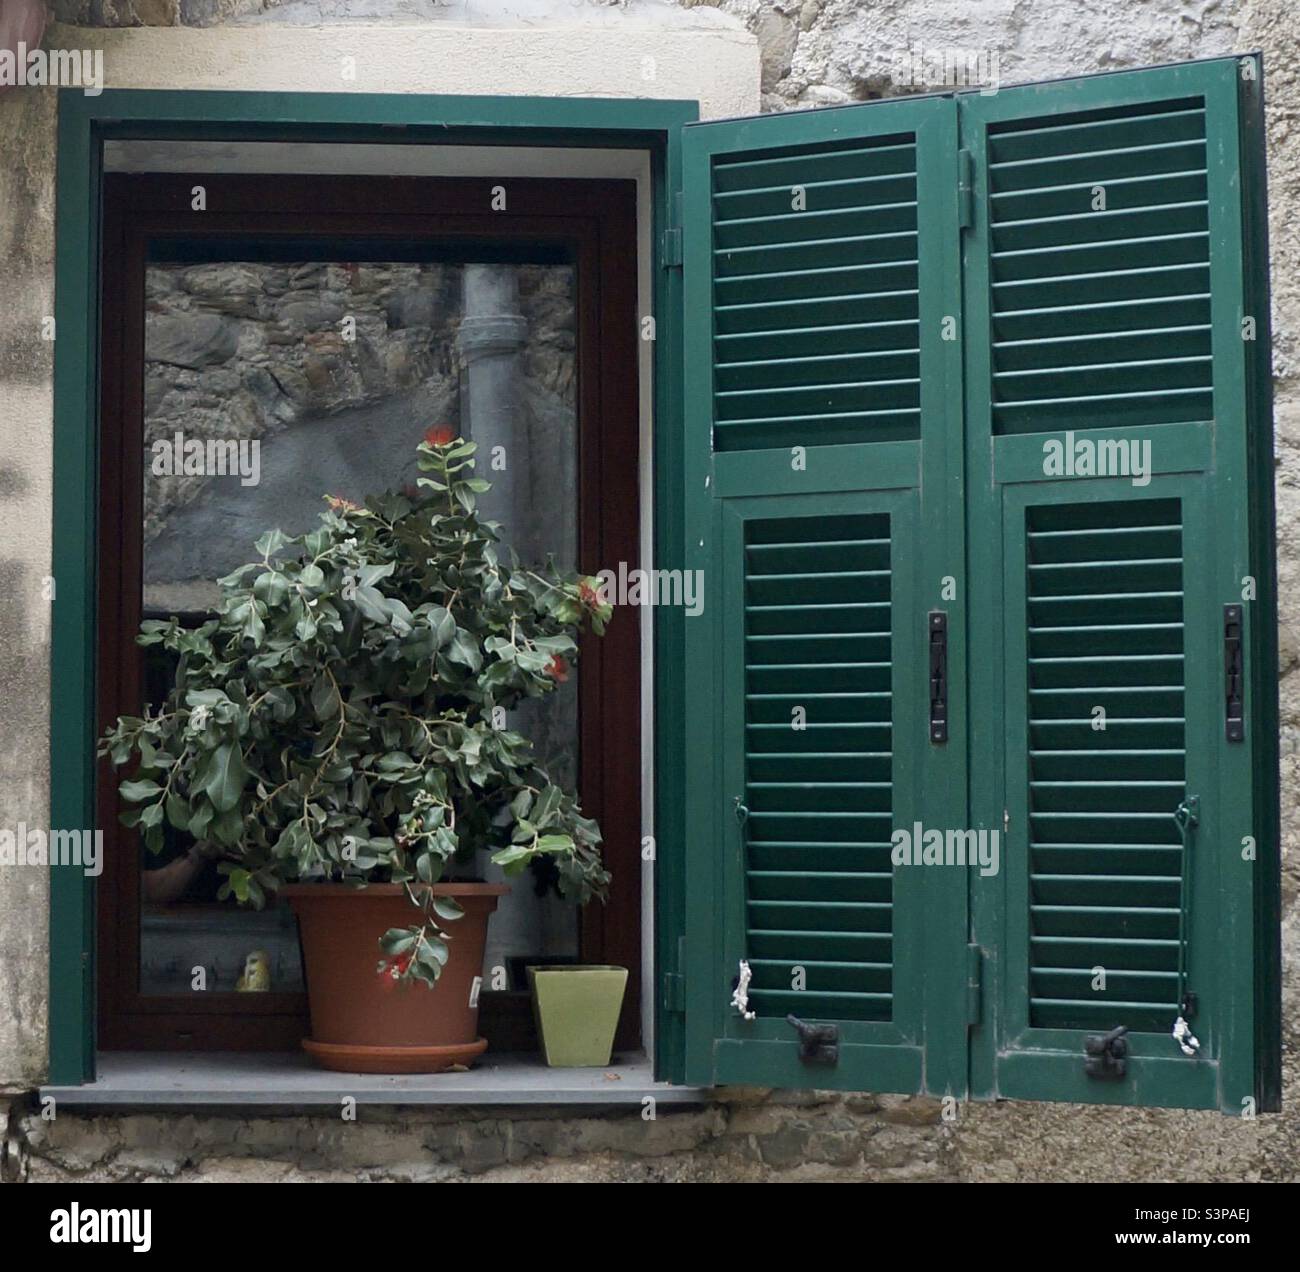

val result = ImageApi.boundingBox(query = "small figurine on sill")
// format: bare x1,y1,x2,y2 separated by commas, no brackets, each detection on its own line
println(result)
235,950,272,993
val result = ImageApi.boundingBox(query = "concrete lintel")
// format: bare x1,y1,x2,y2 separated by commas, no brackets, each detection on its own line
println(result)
48,21,761,121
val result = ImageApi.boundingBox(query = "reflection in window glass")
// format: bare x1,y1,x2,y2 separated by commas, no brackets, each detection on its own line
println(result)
139,258,580,995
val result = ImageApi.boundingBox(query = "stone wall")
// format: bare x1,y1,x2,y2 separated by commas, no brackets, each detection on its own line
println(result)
4,1083,1294,1182
0,0,1297,1184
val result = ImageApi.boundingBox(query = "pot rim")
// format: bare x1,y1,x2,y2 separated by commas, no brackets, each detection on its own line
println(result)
528,964,629,975
280,881,510,898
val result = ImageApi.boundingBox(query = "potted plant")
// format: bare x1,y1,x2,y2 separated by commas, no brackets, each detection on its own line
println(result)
101,432,612,1073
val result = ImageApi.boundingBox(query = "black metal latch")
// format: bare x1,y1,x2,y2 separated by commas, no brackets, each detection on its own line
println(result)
1224,604,1245,742
786,1014,839,1064
928,610,948,744
1083,1025,1129,1080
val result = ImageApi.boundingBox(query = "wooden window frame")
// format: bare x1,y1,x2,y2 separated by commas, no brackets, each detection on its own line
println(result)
95,172,643,1052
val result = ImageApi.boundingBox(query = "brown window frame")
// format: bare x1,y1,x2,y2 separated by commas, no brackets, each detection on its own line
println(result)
96,172,643,1053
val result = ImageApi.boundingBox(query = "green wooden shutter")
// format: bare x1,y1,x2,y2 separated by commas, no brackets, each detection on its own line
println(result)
673,56,1277,1113
962,58,1279,1113
680,97,969,1096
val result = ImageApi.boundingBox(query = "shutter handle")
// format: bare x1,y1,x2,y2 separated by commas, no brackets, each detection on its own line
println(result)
1224,604,1245,742
928,610,948,743
733,796,749,825
1083,1025,1129,1080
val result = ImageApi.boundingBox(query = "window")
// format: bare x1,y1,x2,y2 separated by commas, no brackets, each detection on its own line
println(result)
93,170,643,1057
51,64,1277,1113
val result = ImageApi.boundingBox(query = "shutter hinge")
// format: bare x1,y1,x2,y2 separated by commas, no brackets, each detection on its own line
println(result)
662,190,683,270
957,148,974,230
662,228,682,269
966,943,983,1026
663,934,686,1013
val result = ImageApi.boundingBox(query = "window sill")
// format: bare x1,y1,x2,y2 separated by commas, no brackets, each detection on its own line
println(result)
41,1050,707,1109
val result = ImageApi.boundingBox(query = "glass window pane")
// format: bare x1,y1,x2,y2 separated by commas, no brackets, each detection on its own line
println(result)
139,257,580,995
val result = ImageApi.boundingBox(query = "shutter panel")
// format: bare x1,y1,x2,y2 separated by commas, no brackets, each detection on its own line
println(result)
709,137,923,451
681,97,969,1095
1022,496,1188,1035
741,511,896,1025
963,59,1279,1113
985,97,1214,436
670,56,1276,1112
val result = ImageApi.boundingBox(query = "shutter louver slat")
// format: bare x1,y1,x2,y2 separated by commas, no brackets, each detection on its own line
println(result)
1025,498,1187,1032
988,98,1212,435
711,134,921,451
743,513,894,1022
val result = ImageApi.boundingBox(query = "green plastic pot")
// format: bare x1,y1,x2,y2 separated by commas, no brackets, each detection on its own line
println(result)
528,965,628,1067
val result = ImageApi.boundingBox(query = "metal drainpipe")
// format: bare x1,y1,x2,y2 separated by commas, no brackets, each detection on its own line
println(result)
456,264,542,974
457,264,531,555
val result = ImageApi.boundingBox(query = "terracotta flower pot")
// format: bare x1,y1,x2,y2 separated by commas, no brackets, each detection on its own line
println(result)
284,882,508,1074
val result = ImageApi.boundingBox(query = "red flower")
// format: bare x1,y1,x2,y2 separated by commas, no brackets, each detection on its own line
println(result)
325,493,360,513
379,951,414,990
423,425,455,447
546,654,569,683
578,579,602,610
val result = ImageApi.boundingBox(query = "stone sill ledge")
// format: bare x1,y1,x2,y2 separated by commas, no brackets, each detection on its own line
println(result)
42,1050,709,1109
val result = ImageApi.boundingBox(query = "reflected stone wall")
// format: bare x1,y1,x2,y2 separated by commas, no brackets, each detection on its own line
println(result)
142,259,576,612
142,256,582,969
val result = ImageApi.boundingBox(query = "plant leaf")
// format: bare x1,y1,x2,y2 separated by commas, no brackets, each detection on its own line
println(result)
203,743,247,814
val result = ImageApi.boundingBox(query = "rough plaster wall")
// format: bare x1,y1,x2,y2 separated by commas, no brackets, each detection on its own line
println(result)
0,0,1297,1182
0,82,55,1096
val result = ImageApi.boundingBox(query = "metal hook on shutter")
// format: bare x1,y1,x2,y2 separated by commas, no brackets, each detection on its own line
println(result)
730,959,756,1021
1172,796,1201,1057
729,802,755,1019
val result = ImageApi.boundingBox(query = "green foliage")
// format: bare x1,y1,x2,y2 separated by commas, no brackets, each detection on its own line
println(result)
101,436,614,986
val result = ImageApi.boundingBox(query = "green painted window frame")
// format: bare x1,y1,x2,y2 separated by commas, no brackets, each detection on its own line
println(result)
49,88,698,1086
